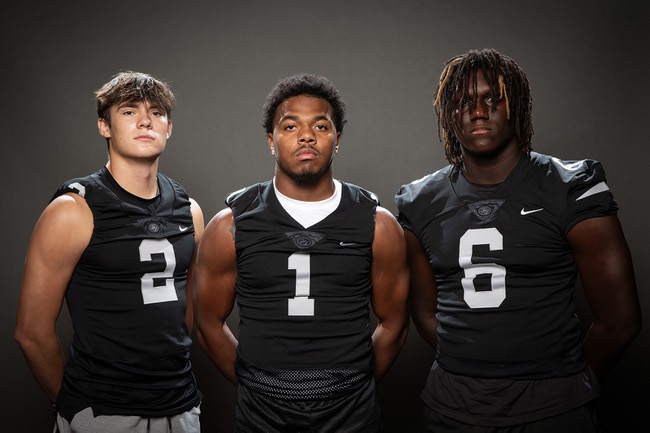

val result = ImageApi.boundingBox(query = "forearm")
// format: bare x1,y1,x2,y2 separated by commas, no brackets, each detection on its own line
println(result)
412,316,438,351
196,323,239,384
15,333,65,402
371,321,408,383
583,316,641,377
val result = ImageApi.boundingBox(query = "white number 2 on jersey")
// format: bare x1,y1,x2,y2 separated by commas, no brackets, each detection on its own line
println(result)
139,238,178,304
459,228,506,308
288,252,315,316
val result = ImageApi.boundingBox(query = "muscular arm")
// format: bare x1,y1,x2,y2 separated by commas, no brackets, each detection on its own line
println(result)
370,207,409,383
405,229,438,350
15,194,93,402
193,208,239,384
568,215,641,377
185,198,205,332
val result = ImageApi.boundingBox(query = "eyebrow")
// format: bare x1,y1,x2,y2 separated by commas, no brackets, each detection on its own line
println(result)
279,114,331,123
116,101,164,112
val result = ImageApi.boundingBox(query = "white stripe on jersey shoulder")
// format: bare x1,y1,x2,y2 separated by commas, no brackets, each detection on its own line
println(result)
576,181,610,201
68,182,86,198
225,187,247,203
550,157,585,172
411,167,448,185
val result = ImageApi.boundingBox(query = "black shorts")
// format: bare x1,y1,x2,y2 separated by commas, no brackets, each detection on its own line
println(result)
234,378,382,433
420,403,600,433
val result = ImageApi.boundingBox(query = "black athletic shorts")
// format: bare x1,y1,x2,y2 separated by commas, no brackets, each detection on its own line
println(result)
420,403,600,433
234,378,382,432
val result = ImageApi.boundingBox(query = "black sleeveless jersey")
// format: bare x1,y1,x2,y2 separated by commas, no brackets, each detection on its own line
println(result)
53,167,201,420
395,152,617,379
227,181,378,399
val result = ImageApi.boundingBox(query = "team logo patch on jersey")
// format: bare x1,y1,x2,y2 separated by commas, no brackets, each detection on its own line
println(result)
139,218,168,237
285,231,325,249
468,200,504,223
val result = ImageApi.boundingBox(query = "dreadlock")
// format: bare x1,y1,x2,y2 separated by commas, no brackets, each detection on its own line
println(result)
433,48,533,169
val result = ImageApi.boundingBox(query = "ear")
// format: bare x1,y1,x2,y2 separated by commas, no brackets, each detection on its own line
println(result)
166,119,173,139
98,118,111,138
267,132,275,155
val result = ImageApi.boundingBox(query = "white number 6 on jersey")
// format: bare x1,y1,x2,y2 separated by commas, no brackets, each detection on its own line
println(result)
459,228,506,308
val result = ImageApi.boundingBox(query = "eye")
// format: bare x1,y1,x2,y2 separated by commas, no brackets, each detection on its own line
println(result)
284,124,297,131
315,124,328,131
150,110,163,117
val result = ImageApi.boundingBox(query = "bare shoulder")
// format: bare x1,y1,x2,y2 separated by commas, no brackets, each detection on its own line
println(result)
188,197,205,238
373,206,405,257
200,208,236,251
189,197,203,217
196,207,237,272
38,193,93,237
26,193,93,269
374,206,403,236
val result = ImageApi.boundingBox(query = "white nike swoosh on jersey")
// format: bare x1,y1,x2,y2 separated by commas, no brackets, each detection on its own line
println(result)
339,242,358,247
520,207,544,215
576,181,610,201
179,225,189,232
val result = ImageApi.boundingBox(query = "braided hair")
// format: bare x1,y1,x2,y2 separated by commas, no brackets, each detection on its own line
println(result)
433,48,533,169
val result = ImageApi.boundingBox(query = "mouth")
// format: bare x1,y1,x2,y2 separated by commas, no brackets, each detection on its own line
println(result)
295,148,319,160
470,127,491,135
136,134,155,141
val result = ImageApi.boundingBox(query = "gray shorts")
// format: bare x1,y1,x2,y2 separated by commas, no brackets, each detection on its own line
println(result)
54,405,200,433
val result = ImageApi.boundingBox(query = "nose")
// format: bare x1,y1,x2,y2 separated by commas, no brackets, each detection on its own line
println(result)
298,128,316,144
138,113,152,128
470,100,489,120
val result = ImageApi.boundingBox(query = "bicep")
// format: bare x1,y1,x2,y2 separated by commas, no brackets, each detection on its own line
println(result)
17,195,93,327
568,215,640,323
193,209,238,324
370,208,409,320
404,229,437,324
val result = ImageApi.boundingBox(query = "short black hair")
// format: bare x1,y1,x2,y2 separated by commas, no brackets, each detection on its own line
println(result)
262,74,347,134
433,48,534,169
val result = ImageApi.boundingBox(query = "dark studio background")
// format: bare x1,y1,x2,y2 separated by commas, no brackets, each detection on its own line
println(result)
1,1,648,431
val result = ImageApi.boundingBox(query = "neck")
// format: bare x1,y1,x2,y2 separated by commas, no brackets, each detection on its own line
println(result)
106,159,160,199
273,170,335,202
461,146,525,185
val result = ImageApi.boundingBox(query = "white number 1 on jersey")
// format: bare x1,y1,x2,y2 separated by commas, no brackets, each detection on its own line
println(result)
288,252,315,316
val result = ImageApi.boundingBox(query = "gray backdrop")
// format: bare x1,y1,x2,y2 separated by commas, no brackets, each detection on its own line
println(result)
2,1,648,431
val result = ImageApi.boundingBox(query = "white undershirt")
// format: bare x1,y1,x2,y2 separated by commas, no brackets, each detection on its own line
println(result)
273,178,342,228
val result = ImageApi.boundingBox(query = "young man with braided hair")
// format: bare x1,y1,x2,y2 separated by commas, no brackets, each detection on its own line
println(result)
194,73,409,432
15,71,203,432
395,48,641,432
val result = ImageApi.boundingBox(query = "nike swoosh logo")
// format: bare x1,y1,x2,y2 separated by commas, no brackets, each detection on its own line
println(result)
520,207,543,216
339,242,359,247
179,225,190,232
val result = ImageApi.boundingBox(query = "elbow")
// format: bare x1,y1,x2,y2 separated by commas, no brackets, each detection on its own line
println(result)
618,304,642,345
396,319,409,347
16,318,59,355
624,310,642,343
15,324,40,354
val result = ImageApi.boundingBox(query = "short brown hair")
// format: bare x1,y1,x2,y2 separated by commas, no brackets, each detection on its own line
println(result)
95,71,176,125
